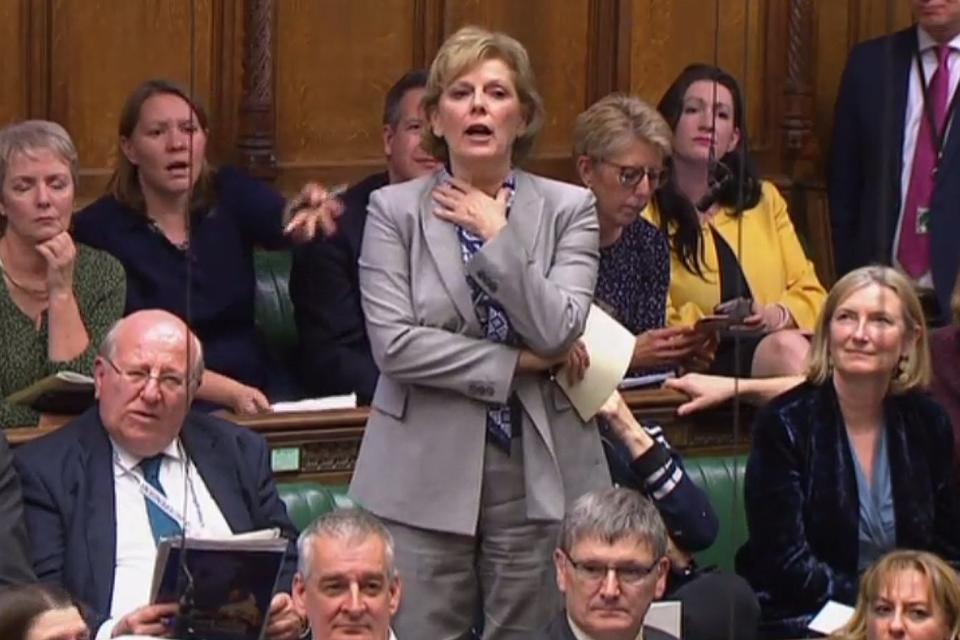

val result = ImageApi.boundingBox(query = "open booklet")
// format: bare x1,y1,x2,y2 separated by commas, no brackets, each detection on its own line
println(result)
150,528,288,640
5,370,95,414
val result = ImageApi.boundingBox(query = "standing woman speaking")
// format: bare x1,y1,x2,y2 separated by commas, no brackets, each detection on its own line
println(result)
350,26,609,640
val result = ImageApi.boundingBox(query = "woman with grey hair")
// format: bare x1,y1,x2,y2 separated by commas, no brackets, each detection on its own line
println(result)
573,93,713,374
0,120,124,427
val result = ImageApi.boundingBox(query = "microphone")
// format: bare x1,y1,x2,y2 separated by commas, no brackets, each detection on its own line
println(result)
174,439,197,640
695,160,733,212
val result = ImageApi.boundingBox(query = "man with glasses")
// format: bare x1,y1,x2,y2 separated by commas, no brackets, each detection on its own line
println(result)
14,309,303,640
537,487,676,640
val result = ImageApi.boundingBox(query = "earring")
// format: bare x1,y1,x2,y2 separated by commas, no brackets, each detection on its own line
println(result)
896,354,908,378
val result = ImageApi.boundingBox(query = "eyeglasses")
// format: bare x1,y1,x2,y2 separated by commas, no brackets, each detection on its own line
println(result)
103,356,188,393
600,160,667,189
561,549,662,586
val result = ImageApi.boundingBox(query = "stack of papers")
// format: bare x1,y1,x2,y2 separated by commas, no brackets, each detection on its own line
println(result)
271,394,357,412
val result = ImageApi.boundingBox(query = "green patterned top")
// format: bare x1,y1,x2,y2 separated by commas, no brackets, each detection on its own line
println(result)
0,244,125,428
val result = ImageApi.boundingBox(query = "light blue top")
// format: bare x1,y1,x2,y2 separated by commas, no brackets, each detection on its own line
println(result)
848,427,897,572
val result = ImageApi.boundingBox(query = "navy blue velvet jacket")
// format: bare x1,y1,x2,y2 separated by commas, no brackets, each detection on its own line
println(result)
735,381,960,639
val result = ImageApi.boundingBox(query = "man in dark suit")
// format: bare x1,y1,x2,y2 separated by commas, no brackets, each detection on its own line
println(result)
536,487,677,640
0,431,33,585
290,69,439,404
829,0,960,320
15,309,302,639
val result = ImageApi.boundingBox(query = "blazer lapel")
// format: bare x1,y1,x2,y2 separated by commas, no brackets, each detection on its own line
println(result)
509,171,545,257
814,384,860,570
182,420,253,533
81,420,118,615
887,29,916,218
420,176,482,334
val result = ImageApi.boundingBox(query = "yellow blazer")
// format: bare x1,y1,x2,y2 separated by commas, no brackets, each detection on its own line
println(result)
642,181,826,330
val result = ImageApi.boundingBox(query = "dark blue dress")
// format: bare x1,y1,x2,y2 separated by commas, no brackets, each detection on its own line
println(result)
594,217,670,375
73,166,289,398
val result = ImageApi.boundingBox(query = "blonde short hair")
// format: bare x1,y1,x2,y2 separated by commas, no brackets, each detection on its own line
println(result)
421,26,544,164
830,550,960,640
573,93,672,161
807,265,930,393
0,120,79,237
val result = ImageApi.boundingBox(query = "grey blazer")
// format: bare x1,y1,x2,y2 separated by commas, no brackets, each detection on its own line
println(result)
349,169,611,535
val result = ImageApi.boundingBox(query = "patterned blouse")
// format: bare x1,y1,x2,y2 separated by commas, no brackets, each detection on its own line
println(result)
0,244,125,428
594,218,670,374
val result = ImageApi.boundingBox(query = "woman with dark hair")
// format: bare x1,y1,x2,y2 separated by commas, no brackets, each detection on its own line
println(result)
0,584,88,640
644,64,826,378
72,79,341,414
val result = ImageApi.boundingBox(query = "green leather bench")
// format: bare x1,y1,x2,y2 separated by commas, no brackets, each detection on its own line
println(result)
685,454,748,572
277,482,353,531
254,250,299,366
276,455,747,572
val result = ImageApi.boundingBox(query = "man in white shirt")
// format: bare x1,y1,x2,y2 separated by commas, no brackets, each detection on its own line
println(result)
15,309,303,639
830,0,960,321
536,488,677,640
293,508,401,640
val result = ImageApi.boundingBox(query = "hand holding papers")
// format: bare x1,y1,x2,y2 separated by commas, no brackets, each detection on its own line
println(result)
556,305,634,420
150,529,287,640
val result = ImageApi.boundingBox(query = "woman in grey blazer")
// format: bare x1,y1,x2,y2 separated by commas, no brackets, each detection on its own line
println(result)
349,26,610,640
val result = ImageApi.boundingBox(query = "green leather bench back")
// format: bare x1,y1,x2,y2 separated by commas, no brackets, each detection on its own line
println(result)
253,250,297,359
278,482,353,531
277,455,748,573
685,454,748,572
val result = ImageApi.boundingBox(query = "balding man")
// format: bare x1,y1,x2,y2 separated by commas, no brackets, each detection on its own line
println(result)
15,309,302,639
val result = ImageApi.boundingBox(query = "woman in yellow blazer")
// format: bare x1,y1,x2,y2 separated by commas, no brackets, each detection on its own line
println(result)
643,64,826,377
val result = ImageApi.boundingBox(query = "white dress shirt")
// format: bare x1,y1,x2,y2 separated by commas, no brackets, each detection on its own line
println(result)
568,614,645,640
95,437,233,640
894,27,960,282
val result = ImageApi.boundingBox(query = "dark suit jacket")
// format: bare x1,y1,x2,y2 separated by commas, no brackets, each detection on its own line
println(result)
930,325,960,465
736,381,960,639
829,26,960,318
0,431,33,585
14,408,298,632
290,172,389,404
534,611,677,640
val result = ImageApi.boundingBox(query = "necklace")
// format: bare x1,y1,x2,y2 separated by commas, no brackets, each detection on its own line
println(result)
0,244,48,297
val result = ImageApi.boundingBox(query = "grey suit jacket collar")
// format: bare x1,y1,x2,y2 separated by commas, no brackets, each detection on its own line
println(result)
420,169,545,335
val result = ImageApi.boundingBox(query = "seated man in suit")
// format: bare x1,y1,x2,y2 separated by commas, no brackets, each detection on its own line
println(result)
290,68,439,404
293,508,401,640
538,487,678,640
15,309,303,639
0,430,33,586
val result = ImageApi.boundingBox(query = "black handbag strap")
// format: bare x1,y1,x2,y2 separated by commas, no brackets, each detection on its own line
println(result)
709,225,753,302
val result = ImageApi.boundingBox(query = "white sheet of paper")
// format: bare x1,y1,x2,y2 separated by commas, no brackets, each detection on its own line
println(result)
808,600,855,635
644,601,682,638
556,304,634,420
271,394,357,412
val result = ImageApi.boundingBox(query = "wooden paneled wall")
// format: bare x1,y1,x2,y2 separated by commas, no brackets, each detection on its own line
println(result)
0,0,915,281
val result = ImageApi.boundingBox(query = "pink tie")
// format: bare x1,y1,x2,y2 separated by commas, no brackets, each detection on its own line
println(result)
899,45,951,278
